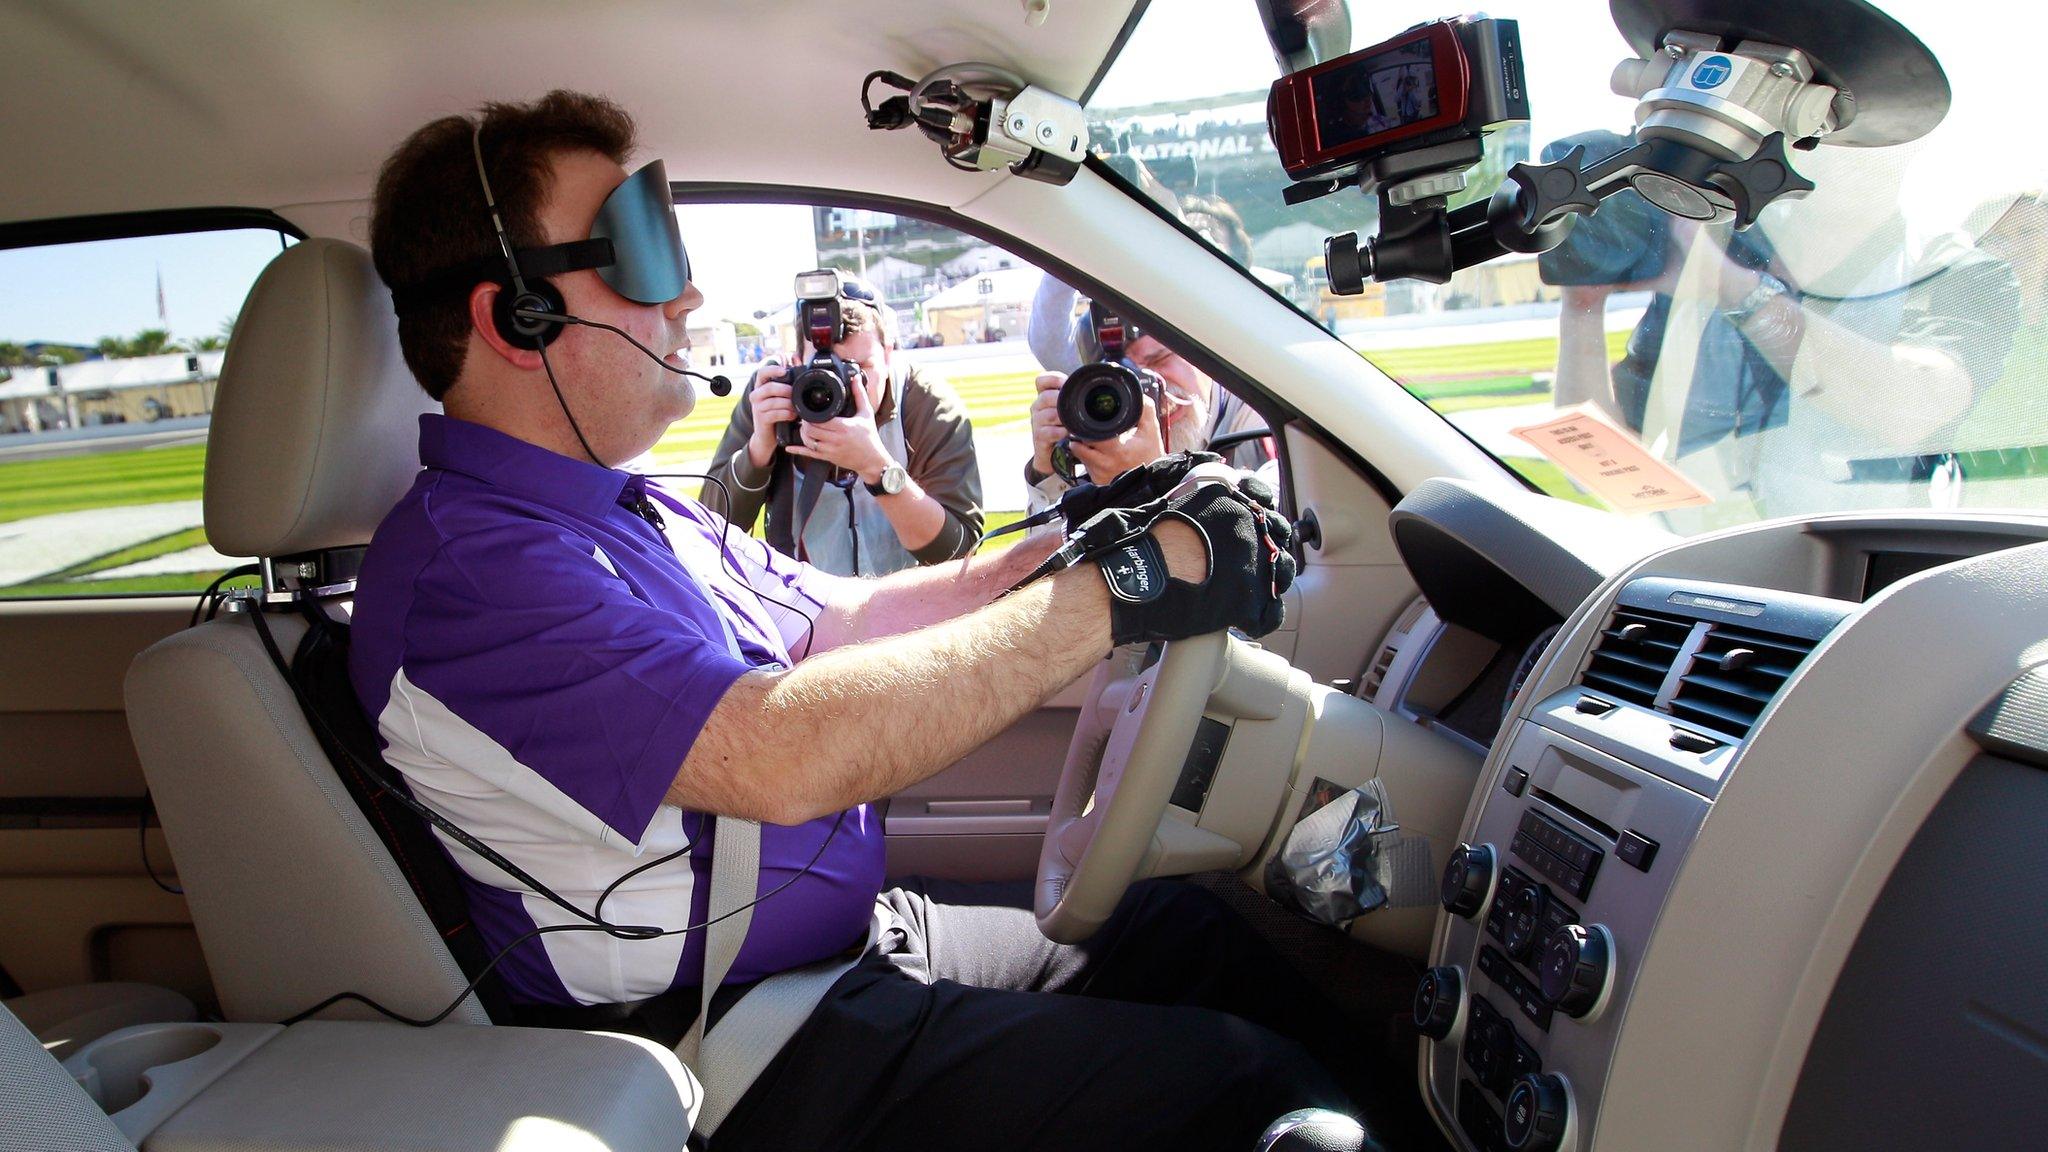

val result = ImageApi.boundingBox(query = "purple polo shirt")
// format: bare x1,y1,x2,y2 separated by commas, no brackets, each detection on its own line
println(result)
347,414,883,1008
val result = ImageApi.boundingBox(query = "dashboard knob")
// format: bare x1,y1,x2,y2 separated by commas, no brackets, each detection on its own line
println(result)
1440,842,1496,918
1504,1072,1571,1151
1502,881,1545,960
1538,923,1614,1019
1412,965,1462,1041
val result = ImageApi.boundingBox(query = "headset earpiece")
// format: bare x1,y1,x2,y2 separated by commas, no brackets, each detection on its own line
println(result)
492,279,567,349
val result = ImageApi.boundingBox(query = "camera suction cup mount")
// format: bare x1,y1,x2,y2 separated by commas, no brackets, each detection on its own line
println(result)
1610,0,1951,149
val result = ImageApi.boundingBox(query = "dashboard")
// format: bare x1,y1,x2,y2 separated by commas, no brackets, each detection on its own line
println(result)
1370,481,2048,1152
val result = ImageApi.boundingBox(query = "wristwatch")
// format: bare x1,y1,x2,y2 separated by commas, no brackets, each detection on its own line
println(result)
865,464,908,497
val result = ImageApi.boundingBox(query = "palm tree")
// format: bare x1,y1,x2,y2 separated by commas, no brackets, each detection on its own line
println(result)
129,329,176,356
187,335,227,352
95,329,179,358
0,341,27,367
218,312,238,341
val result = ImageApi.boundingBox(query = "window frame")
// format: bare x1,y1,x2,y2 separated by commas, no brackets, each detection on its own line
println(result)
0,208,302,603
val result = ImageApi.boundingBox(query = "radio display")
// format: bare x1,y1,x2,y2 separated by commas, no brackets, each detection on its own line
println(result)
1310,38,1441,148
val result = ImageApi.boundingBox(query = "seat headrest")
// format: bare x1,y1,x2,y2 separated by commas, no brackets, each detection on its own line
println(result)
204,238,437,559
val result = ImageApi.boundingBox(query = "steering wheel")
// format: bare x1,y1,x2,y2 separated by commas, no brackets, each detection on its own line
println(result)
1035,631,1232,943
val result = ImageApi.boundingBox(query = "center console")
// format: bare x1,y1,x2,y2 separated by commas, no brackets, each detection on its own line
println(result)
1415,577,1854,1151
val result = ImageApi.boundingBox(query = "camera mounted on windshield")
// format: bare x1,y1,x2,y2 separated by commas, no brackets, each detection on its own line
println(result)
777,269,863,449
1051,302,1166,484
1261,0,1952,293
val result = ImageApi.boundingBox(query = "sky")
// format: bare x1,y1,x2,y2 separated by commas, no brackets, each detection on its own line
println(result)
4,0,2040,348
0,206,817,349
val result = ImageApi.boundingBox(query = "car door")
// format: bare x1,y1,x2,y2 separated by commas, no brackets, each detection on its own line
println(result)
0,220,292,1010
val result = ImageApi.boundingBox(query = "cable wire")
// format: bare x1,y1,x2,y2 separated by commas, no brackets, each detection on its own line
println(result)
246,471,836,1025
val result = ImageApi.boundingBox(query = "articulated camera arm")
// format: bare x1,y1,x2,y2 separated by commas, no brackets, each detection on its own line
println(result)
1330,132,1814,292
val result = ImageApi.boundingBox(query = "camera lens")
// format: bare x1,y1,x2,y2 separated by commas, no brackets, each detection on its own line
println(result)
1057,361,1145,442
789,361,852,423
1085,385,1121,421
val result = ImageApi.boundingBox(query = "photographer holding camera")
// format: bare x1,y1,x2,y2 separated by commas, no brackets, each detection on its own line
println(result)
702,271,982,575
1024,276,1273,515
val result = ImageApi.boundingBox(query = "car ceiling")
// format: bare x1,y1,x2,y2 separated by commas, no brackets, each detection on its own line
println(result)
1,0,1142,231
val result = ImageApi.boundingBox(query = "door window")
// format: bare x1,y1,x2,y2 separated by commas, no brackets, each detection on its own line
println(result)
0,226,289,597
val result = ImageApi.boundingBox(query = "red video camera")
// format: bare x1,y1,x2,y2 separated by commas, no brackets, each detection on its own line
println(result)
1267,17,1528,186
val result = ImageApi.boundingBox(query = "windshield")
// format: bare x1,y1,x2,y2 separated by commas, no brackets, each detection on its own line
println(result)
1090,0,2048,531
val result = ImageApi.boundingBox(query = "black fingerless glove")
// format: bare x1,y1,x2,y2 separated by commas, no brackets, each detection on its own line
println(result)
1006,472,1296,646
1099,479,1297,645
1054,450,1222,527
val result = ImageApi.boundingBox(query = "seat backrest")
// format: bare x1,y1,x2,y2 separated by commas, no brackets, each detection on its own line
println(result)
0,1001,133,1152
123,239,480,1025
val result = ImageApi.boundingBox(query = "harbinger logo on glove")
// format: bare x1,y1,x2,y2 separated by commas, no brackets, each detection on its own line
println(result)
1012,465,1297,647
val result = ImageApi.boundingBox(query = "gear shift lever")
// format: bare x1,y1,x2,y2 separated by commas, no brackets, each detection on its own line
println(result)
1255,1108,1379,1152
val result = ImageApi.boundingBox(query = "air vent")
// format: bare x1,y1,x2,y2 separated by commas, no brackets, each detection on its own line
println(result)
1669,623,1819,739
1361,644,1399,700
1580,608,1691,707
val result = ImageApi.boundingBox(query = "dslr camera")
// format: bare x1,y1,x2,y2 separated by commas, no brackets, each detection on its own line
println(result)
1052,302,1163,479
777,269,863,448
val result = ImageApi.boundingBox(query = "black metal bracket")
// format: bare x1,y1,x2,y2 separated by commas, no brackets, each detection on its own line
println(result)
1326,131,1816,292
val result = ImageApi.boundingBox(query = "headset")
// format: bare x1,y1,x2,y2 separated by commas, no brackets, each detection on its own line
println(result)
459,124,732,464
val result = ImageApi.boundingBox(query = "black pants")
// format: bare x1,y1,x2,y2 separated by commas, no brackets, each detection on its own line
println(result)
710,878,1360,1152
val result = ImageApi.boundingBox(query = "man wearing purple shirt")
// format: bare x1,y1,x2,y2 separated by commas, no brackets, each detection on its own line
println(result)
352,92,1375,1152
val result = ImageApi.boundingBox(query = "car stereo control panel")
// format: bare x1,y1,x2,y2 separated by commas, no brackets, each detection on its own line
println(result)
1416,578,1854,1151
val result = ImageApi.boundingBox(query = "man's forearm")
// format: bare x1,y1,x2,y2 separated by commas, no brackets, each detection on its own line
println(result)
672,553,1108,824
842,532,1059,642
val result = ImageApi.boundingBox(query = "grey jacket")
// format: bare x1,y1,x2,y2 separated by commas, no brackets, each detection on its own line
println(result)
700,362,984,569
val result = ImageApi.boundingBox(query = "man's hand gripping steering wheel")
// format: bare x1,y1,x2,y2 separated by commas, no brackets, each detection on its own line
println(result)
1017,456,1298,942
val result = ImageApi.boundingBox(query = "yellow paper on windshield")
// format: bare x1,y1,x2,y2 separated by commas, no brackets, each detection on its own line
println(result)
1509,404,1713,514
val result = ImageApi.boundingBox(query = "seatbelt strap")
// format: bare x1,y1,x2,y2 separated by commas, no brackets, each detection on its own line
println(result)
679,816,878,1138
679,816,760,1072
691,921,874,1135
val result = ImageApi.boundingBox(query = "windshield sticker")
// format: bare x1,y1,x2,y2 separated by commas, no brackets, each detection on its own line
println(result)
1509,405,1714,514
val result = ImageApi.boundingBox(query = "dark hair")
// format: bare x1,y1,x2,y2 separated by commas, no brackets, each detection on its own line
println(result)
370,91,637,400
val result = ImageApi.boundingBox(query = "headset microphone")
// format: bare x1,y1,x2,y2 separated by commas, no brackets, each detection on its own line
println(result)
512,306,731,396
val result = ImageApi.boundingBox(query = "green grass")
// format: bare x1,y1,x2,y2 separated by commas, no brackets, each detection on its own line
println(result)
38,525,211,581
1407,374,1543,401
1,570,244,598
1505,458,1603,509
1429,389,1553,415
1,334,1604,599
979,509,1029,553
1360,329,1629,382
0,442,206,524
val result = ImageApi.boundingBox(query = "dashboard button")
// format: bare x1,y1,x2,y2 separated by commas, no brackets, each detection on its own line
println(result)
1540,898,1577,934
1503,766,1530,796
1503,882,1545,961
1574,695,1615,715
1509,1036,1542,1083
1617,829,1659,871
